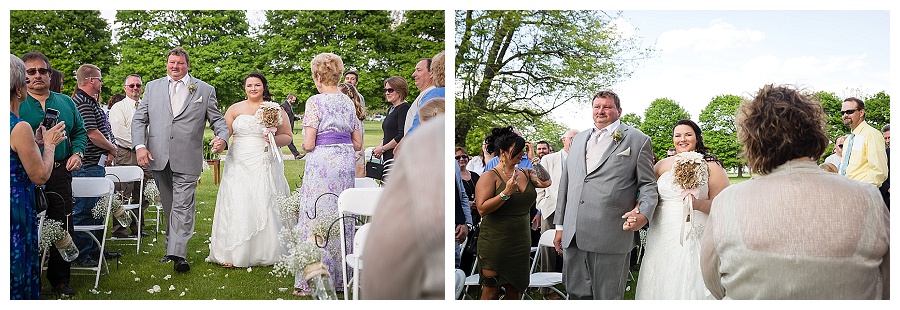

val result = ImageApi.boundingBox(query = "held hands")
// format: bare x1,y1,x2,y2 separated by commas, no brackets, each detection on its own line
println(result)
211,136,226,153
622,207,648,231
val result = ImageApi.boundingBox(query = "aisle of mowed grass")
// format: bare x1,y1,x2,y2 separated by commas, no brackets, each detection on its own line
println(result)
41,121,384,300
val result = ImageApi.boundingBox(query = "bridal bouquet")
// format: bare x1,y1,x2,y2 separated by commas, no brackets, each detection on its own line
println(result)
672,151,709,244
39,218,79,262
92,192,132,228
255,101,283,162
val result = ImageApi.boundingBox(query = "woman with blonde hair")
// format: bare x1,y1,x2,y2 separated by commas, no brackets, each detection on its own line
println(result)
700,84,889,299
339,82,367,177
292,53,363,296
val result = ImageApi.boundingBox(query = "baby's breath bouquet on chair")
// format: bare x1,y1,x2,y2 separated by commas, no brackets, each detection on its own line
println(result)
39,218,79,262
671,151,709,245
272,190,340,300
255,101,283,162
93,192,132,228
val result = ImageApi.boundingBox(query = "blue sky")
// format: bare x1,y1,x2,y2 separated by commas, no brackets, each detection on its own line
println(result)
554,10,890,130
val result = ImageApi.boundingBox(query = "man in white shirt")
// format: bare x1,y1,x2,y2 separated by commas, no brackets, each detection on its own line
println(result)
403,58,435,134
108,74,151,238
824,135,847,169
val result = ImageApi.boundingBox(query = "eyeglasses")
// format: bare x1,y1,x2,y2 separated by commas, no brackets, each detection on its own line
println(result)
455,155,469,160
26,68,50,76
837,144,844,148
88,76,103,82
840,109,859,115
384,88,395,94
126,83,142,88
24,77,30,84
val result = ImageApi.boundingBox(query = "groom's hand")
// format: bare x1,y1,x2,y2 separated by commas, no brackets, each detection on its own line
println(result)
622,209,648,231
211,136,226,153
136,148,153,169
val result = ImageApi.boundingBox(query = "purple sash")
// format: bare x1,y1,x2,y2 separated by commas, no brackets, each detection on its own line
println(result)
316,131,352,146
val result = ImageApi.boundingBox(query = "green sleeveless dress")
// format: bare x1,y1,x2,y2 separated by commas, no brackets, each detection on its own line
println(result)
476,168,535,292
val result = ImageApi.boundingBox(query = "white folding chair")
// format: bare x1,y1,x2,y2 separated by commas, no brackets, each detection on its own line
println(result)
522,229,567,299
337,187,382,300
71,177,115,289
455,269,466,300
354,177,379,188
104,166,145,253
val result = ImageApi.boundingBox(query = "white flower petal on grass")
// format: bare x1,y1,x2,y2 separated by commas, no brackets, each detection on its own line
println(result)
135,277,141,282
89,289,99,294
180,292,186,297
130,270,136,275
247,267,252,273
225,274,229,278
220,286,226,289
147,288,155,294
278,287,289,292
106,291,112,294
169,285,176,291
164,274,171,280
150,274,156,278
626,285,631,292
196,250,202,253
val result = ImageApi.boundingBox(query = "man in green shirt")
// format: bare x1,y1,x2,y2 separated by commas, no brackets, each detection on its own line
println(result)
18,51,87,298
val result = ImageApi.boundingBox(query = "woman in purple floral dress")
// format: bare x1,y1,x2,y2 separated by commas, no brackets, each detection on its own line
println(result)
293,53,362,296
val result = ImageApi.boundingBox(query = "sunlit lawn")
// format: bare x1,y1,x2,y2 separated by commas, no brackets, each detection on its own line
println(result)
41,121,383,299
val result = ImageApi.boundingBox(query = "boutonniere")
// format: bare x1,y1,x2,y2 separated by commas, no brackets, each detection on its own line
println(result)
616,147,631,157
611,129,623,144
188,83,196,94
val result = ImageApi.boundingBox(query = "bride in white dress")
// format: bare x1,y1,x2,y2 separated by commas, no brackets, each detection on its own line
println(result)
206,72,293,268
635,119,730,299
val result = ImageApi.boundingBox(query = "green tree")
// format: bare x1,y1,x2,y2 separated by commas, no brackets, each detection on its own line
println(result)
863,91,890,132
638,98,690,160
620,112,642,128
455,10,653,147
260,10,443,115
699,94,744,177
10,10,114,97
112,10,256,110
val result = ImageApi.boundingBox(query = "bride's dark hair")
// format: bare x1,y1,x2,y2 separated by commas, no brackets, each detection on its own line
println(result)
243,72,273,102
673,119,720,164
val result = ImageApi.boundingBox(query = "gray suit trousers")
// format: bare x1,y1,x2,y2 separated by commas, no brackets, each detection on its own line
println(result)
152,163,199,259
563,236,631,300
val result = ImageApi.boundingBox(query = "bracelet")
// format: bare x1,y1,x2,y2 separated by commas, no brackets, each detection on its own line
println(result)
499,192,510,201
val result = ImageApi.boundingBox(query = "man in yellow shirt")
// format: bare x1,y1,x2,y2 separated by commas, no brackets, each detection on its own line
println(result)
839,97,888,188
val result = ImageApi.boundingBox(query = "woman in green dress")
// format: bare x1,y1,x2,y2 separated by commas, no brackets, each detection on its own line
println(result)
474,126,551,299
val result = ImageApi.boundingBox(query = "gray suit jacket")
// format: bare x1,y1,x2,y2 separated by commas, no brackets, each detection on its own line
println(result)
554,124,658,254
132,74,229,175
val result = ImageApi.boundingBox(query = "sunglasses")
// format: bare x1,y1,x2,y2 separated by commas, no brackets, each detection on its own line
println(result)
88,76,103,82
837,144,844,148
384,88,395,94
126,83,142,88
840,109,859,115
455,155,469,160
26,68,50,76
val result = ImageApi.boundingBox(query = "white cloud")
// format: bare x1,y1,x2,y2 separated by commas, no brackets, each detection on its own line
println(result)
742,54,781,77
657,19,765,53
780,54,867,77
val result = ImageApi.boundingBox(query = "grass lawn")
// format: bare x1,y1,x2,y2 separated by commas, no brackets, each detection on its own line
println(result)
41,121,384,300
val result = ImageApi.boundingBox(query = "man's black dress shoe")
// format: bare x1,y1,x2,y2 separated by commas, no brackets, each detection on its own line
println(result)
104,251,122,259
159,255,172,263
173,256,190,272
53,283,76,298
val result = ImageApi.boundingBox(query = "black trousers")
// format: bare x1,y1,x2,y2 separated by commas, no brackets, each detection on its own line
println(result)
44,163,74,287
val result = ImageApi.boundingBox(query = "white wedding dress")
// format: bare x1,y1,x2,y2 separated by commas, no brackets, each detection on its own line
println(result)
206,115,289,267
635,169,713,299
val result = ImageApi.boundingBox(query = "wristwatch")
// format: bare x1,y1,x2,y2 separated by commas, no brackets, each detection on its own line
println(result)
74,152,84,159
499,192,510,201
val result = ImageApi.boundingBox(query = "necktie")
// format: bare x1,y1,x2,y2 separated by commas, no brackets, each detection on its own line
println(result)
840,133,855,175
170,80,185,114
585,128,609,171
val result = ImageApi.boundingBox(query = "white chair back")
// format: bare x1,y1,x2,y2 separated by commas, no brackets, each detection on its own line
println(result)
72,177,115,197
338,188,382,217
354,177,379,188
104,165,143,183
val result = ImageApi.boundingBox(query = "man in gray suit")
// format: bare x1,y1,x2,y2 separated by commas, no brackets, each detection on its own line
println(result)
553,90,658,299
133,47,229,272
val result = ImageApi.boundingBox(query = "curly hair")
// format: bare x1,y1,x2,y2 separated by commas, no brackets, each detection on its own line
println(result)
384,76,409,102
243,72,273,102
339,83,366,120
430,51,445,87
489,126,525,161
737,84,829,175
310,53,344,86
673,119,720,164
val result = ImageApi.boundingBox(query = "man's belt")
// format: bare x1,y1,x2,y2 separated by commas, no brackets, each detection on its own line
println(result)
116,144,135,152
